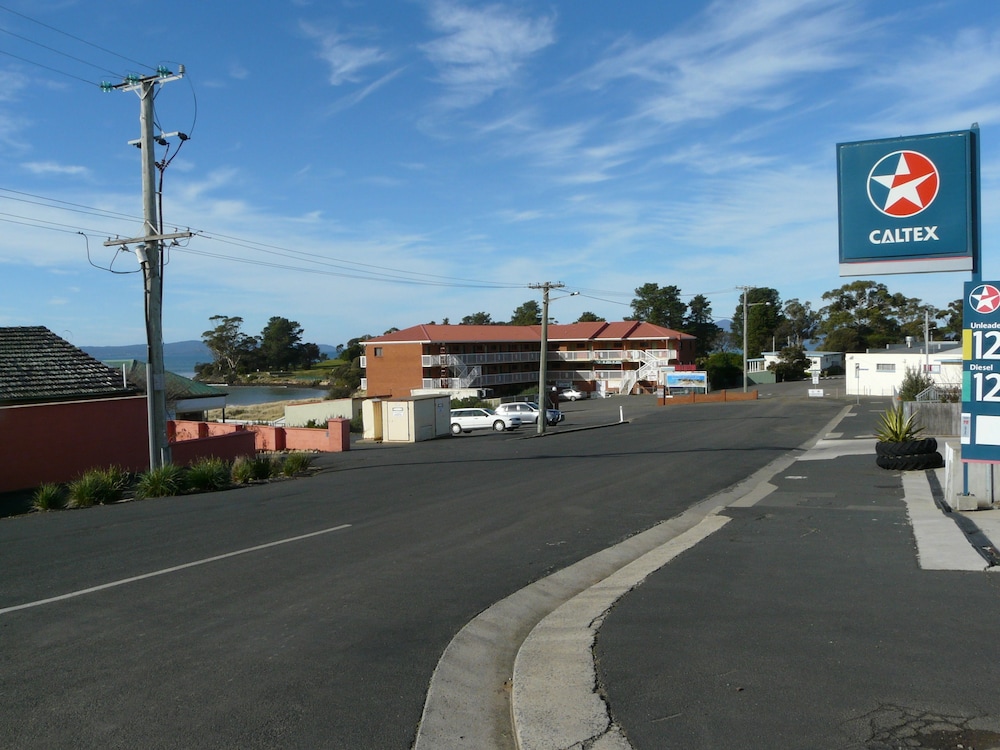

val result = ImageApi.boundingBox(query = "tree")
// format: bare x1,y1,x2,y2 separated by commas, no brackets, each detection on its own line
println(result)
461,312,494,325
703,351,743,390
629,283,686,329
774,299,819,348
818,280,908,352
936,299,962,340
510,300,542,325
339,335,372,363
682,293,721,359
199,315,257,381
259,316,304,371
731,287,782,359
576,311,605,322
767,345,811,382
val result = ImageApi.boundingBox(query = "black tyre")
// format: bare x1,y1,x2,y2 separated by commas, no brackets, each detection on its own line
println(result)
876,452,944,471
451,423,462,435
493,420,507,432
876,438,938,457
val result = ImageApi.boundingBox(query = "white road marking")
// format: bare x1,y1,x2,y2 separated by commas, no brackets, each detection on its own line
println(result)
0,524,352,616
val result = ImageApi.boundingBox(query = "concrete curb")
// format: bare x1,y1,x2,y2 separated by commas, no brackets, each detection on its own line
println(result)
510,513,730,750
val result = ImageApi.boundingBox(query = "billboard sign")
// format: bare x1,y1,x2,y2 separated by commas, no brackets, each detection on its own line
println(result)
837,130,978,276
961,281,1000,462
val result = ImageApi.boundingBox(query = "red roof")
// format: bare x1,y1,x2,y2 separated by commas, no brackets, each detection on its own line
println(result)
367,322,694,344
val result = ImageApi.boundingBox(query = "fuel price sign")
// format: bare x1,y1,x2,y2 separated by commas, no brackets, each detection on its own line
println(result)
961,281,1000,461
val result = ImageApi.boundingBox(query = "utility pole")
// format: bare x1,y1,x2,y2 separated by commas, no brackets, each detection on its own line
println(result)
529,282,564,435
103,67,190,470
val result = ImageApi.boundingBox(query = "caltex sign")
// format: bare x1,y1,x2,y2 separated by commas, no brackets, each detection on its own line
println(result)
837,130,978,276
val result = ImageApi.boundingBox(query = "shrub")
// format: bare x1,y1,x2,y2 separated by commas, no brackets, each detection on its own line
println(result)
232,455,276,484
350,414,364,433
898,366,935,402
67,467,127,508
135,463,188,499
32,483,66,511
281,453,314,476
186,457,232,492
450,396,488,408
875,404,925,443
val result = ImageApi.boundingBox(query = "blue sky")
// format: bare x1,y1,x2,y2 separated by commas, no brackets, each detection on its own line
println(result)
2,0,999,348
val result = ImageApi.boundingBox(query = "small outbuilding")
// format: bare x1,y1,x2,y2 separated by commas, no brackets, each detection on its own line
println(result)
363,394,451,443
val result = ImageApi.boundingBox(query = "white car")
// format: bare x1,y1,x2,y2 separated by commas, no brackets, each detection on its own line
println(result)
494,401,564,426
558,387,587,401
450,407,521,434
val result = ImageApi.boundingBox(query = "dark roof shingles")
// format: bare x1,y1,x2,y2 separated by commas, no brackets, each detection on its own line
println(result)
0,326,135,404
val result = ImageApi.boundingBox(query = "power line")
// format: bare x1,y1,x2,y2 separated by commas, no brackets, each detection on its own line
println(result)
0,3,154,72
0,24,122,77
0,47,102,87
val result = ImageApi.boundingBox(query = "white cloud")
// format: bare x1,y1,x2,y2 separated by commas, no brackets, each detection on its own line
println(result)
422,1,555,108
583,0,860,126
21,161,89,177
302,22,389,86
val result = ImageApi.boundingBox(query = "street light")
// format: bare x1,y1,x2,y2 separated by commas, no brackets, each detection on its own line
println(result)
531,283,579,435
740,287,770,393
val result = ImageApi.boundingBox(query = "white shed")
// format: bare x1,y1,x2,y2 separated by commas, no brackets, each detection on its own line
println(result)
378,394,452,443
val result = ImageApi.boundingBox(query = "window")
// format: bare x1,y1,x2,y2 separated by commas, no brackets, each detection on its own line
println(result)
876,363,895,373
374,347,383,357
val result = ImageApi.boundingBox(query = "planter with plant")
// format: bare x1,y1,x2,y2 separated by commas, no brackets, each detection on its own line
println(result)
874,404,943,470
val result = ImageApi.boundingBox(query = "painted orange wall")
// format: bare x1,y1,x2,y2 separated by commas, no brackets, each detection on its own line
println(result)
0,396,149,493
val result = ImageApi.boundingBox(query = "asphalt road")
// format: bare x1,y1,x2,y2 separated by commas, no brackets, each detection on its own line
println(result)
0,392,845,749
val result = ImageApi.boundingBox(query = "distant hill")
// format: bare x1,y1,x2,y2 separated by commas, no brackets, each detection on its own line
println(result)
82,340,339,377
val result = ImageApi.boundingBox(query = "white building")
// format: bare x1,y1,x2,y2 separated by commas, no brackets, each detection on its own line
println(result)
845,342,962,397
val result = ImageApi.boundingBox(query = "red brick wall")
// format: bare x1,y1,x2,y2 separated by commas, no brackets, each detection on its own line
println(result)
365,342,425,396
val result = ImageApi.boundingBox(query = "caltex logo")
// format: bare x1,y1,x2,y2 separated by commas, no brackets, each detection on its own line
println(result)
970,284,1000,314
867,150,940,218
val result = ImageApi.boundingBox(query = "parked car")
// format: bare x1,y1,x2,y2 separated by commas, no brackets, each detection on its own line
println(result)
494,401,564,426
449,407,521,434
558,387,587,401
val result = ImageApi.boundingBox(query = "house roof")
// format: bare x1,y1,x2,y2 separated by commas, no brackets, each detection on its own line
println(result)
367,322,695,345
0,326,137,405
102,359,227,402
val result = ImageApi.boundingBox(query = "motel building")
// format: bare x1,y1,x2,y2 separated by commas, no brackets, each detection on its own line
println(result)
361,322,697,399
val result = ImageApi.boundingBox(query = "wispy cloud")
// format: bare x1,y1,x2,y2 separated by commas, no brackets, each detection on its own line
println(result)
21,161,89,177
422,1,555,108
858,26,1000,134
302,22,389,86
326,66,406,114
583,0,861,126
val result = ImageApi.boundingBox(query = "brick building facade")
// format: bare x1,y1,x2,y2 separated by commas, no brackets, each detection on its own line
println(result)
362,321,696,398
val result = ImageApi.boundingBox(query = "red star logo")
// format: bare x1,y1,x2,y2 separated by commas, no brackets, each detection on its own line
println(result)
867,150,940,218
970,284,1000,314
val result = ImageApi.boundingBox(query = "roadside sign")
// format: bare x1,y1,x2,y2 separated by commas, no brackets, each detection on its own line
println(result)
961,280,1000,462
837,129,979,276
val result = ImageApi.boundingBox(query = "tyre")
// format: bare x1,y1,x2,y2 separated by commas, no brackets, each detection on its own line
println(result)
451,423,462,435
875,438,938,457
493,420,507,432
876,452,944,471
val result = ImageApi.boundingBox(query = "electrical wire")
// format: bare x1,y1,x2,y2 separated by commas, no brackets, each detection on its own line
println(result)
0,47,103,87
0,24,122,77
0,2,155,72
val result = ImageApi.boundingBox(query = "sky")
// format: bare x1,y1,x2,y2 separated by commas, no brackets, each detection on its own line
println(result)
2,0,1000,349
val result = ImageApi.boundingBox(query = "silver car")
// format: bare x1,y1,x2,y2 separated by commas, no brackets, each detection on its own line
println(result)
494,401,564,426
450,407,521,434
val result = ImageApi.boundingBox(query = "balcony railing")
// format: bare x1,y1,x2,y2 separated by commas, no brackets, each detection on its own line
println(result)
420,348,676,368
